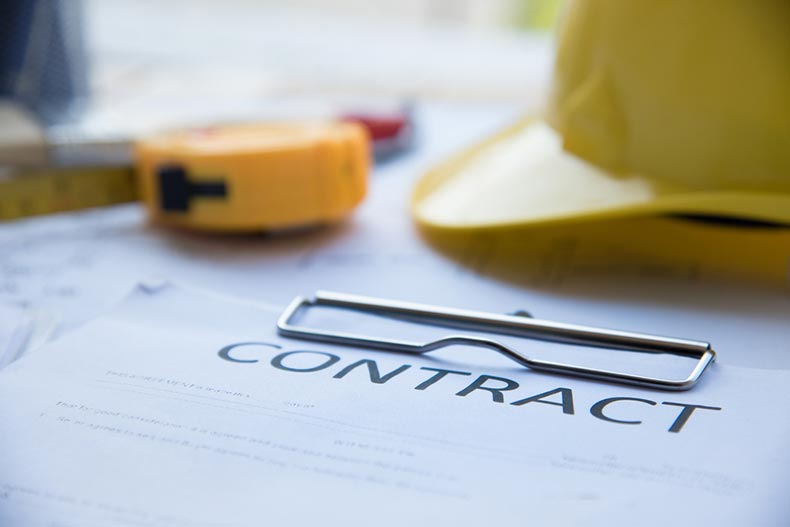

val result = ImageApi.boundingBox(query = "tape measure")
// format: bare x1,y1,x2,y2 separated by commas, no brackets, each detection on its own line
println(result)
0,121,370,231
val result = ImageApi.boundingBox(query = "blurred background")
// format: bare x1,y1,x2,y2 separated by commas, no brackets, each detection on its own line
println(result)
1,0,559,149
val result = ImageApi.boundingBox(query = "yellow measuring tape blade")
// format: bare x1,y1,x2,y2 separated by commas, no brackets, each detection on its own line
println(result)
0,166,138,221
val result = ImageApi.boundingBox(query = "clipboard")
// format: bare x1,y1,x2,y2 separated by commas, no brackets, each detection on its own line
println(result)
277,291,716,391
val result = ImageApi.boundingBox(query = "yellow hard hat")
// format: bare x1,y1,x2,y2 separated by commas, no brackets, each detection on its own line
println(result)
413,0,790,229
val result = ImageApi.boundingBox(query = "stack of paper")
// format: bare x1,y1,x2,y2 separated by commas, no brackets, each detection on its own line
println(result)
1,285,788,526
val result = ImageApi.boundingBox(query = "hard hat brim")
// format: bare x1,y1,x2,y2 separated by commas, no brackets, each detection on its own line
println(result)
412,118,790,230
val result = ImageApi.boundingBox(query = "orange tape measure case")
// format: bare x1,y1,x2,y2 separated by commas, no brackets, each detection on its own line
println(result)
135,121,369,232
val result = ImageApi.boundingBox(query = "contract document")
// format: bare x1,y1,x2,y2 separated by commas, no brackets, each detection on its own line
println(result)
1,285,788,526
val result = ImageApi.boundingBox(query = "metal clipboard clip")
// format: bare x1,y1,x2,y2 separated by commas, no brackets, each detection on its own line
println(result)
277,291,716,391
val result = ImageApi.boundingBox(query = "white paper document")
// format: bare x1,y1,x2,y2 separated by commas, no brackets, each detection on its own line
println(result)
0,304,34,370
1,285,788,526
